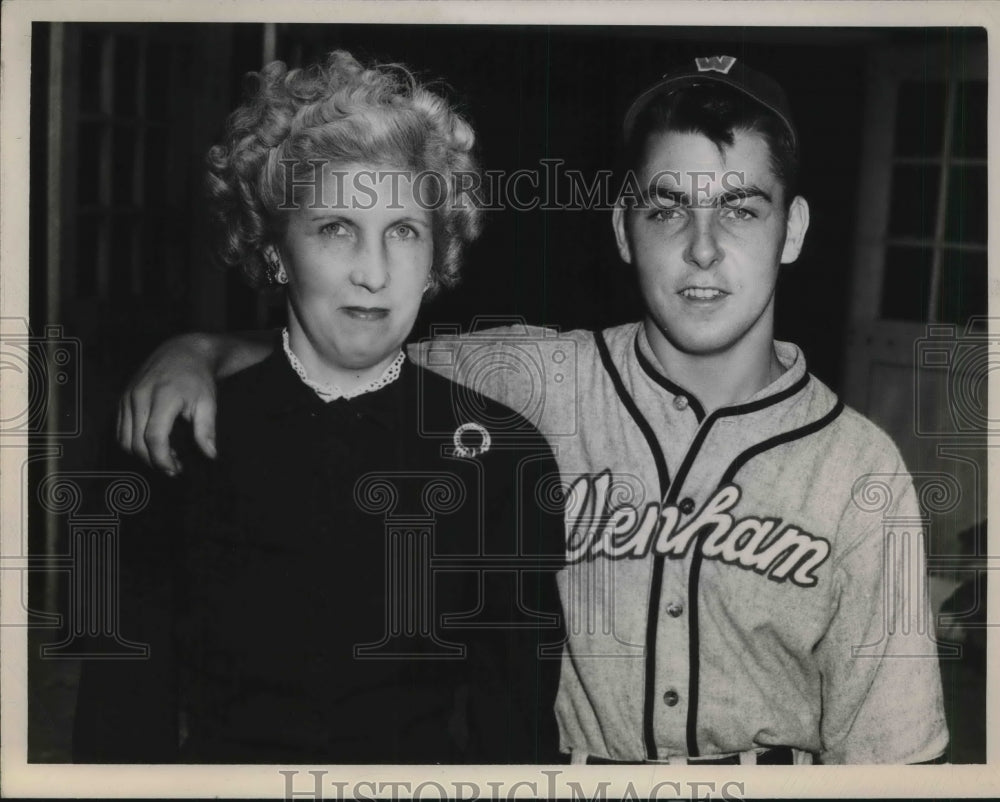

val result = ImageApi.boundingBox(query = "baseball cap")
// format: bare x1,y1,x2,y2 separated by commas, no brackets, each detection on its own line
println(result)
622,55,797,149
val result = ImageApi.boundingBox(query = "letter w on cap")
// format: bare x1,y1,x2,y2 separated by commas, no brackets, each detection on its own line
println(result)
695,55,737,74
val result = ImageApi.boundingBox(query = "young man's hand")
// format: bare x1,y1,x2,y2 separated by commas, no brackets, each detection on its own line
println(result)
117,334,221,475
117,330,275,474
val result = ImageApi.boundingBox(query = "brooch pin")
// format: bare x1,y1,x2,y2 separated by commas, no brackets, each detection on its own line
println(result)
453,422,491,458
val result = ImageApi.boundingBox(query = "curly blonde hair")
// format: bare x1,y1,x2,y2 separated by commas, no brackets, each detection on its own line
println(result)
206,50,482,295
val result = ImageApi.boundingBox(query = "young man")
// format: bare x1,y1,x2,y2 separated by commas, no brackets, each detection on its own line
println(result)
117,56,948,764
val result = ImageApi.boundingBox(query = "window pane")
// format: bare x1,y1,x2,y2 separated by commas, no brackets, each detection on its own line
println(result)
138,219,154,293
110,219,137,302
887,165,940,239
144,215,169,296
113,35,139,117
145,41,172,121
111,124,136,204
953,80,987,159
78,31,103,113
176,44,194,94
77,122,103,205
938,249,987,325
76,215,101,298
881,245,932,322
945,165,987,244
894,80,947,157
144,125,168,207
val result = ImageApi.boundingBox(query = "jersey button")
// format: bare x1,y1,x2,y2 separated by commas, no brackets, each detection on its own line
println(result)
662,689,680,707
679,497,695,514
666,602,684,618
673,395,689,411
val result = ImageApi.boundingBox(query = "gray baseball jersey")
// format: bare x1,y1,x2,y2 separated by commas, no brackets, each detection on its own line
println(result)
410,320,948,764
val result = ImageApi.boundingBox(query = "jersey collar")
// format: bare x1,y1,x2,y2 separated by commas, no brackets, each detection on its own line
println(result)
633,325,808,417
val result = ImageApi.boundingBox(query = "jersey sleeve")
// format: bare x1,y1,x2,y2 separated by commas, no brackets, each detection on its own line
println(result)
815,468,949,764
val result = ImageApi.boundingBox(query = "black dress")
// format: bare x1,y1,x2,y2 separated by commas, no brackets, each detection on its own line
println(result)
74,349,565,763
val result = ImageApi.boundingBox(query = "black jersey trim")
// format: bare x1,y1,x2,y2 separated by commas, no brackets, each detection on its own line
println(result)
685,397,844,757
640,380,724,759
593,331,672,762
643,554,669,758
671,413,723,758
685,544,707,756
715,370,810,419
629,341,810,760
593,332,671,498
721,399,845,485
633,335,707,423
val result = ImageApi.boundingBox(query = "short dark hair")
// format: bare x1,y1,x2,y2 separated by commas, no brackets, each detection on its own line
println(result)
623,82,800,206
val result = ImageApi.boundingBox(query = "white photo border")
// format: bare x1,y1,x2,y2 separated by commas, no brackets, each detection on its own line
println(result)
2,0,997,797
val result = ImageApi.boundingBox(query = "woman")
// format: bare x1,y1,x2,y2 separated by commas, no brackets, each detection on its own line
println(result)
74,50,564,764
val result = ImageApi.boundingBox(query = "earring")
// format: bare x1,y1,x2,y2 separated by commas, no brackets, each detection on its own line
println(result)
423,277,433,293
265,249,287,285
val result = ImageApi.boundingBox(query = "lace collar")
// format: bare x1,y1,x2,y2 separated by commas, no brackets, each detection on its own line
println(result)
281,328,405,402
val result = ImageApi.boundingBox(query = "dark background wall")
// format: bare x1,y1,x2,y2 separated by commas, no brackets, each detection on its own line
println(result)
230,24,880,390
34,24,985,396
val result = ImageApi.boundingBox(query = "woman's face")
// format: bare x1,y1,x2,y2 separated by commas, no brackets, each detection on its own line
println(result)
277,162,434,385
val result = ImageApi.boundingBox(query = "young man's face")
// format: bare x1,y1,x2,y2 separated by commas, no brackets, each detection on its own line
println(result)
613,128,809,362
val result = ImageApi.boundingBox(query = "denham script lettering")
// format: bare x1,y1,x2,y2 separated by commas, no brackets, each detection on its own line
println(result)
564,471,831,588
